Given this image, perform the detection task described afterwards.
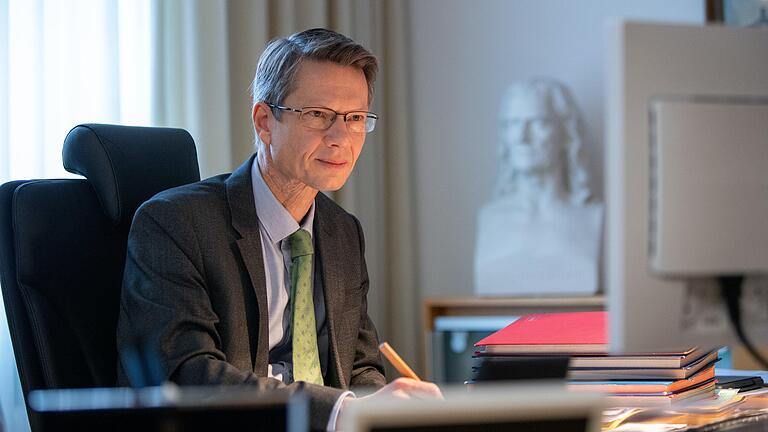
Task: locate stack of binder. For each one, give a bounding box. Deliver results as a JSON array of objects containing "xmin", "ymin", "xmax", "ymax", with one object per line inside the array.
[{"xmin": 472, "ymin": 311, "xmax": 720, "ymax": 407}]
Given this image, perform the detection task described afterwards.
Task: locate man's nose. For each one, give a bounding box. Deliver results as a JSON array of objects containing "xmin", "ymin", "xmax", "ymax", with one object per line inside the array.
[{"xmin": 324, "ymin": 115, "xmax": 351, "ymax": 146}]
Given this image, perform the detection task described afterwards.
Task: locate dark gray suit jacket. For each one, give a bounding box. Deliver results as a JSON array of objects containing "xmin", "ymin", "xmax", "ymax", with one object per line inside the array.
[{"xmin": 117, "ymin": 155, "xmax": 386, "ymax": 429}]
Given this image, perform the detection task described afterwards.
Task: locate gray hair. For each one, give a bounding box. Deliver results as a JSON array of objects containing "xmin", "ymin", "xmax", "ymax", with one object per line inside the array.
[
  {"xmin": 251, "ymin": 28, "xmax": 378, "ymax": 117},
  {"xmin": 495, "ymin": 78, "xmax": 592, "ymax": 205}
]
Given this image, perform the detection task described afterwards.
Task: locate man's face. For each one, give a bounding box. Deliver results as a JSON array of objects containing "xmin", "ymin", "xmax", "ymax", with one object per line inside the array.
[
  {"xmin": 500, "ymin": 92, "xmax": 564, "ymax": 175},
  {"xmin": 261, "ymin": 60, "xmax": 369, "ymax": 192}
]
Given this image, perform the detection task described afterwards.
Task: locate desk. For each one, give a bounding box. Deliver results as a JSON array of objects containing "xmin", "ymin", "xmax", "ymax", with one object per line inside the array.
[
  {"xmin": 422, "ymin": 296, "xmax": 605, "ymax": 378},
  {"xmin": 604, "ymin": 391, "xmax": 768, "ymax": 431}
]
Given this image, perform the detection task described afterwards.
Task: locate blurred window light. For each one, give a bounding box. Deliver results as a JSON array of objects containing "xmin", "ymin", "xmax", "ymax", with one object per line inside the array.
[
  {"xmin": 1, "ymin": 0, "xmax": 152, "ymax": 183},
  {"xmin": 0, "ymin": 2, "xmax": 151, "ymax": 431}
]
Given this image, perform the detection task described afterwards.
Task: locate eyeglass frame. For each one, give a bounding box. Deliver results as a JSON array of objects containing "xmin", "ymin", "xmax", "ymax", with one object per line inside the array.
[{"xmin": 265, "ymin": 102, "xmax": 379, "ymax": 133}]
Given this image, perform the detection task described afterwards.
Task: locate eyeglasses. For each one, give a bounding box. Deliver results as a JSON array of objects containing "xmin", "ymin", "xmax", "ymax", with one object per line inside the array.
[{"xmin": 266, "ymin": 103, "xmax": 378, "ymax": 133}]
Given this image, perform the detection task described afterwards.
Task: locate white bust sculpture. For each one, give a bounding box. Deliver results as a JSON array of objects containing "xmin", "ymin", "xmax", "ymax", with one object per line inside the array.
[{"xmin": 474, "ymin": 78, "xmax": 603, "ymax": 296}]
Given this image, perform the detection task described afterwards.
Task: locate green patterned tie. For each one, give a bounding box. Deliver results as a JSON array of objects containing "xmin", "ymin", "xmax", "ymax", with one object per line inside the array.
[{"xmin": 289, "ymin": 229, "xmax": 323, "ymax": 385}]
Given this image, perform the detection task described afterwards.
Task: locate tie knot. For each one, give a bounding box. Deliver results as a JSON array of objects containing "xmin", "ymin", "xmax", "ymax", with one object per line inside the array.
[{"xmin": 289, "ymin": 229, "xmax": 313, "ymax": 259}]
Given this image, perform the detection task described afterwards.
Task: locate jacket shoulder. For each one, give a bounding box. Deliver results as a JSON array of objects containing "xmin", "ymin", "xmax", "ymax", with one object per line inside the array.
[
  {"xmin": 316, "ymin": 192, "xmax": 360, "ymax": 228},
  {"xmin": 135, "ymin": 173, "xmax": 231, "ymax": 221}
]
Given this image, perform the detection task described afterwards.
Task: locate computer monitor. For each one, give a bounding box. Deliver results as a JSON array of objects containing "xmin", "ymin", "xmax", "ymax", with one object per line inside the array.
[
  {"xmin": 605, "ymin": 21, "xmax": 768, "ymax": 354},
  {"xmin": 342, "ymin": 384, "xmax": 603, "ymax": 432},
  {"xmin": 27, "ymin": 384, "xmax": 307, "ymax": 432}
]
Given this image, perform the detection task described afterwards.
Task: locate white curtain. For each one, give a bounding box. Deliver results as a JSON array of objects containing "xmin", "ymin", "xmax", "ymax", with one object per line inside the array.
[
  {"xmin": 0, "ymin": 0, "xmax": 152, "ymax": 184},
  {"xmin": 150, "ymin": 0, "xmax": 232, "ymax": 178},
  {"xmin": 0, "ymin": 1, "xmax": 152, "ymax": 430},
  {"xmin": 0, "ymin": 2, "xmax": 420, "ymax": 429}
]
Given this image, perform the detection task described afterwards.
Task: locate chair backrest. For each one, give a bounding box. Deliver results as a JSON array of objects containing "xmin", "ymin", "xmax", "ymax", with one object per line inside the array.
[{"xmin": 0, "ymin": 124, "xmax": 200, "ymax": 429}]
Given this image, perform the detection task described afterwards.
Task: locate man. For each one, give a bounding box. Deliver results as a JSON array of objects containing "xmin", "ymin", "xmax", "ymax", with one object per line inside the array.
[{"xmin": 117, "ymin": 28, "xmax": 440, "ymax": 431}]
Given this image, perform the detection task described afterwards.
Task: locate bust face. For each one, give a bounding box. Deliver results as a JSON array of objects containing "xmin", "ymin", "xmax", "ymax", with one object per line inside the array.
[{"xmin": 499, "ymin": 89, "xmax": 564, "ymax": 175}]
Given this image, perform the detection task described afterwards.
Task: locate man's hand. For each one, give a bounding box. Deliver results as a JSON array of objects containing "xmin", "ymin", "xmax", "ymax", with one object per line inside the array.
[
  {"xmin": 336, "ymin": 378, "xmax": 443, "ymax": 431},
  {"xmin": 360, "ymin": 377, "xmax": 443, "ymax": 400}
]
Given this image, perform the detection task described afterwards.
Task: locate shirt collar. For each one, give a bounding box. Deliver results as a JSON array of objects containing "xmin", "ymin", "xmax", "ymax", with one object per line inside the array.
[{"xmin": 251, "ymin": 158, "xmax": 315, "ymax": 244}]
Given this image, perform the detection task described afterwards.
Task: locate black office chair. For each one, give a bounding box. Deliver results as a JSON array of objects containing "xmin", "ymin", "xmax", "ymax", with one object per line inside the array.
[{"xmin": 0, "ymin": 124, "xmax": 200, "ymax": 430}]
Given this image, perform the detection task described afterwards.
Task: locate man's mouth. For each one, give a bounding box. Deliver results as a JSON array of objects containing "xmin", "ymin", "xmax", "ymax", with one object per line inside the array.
[{"xmin": 317, "ymin": 158, "xmax": 347, "ymax": 167}]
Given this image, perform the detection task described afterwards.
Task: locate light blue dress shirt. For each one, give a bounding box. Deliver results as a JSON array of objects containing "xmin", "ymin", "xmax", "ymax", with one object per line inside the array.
[
  {"xmin": 250, "ymin": 161, "xmax": 351, "ymax": 431},
  {"xmin": 250, "ymin": 160, "xmax": 319, "ymax": 381}
]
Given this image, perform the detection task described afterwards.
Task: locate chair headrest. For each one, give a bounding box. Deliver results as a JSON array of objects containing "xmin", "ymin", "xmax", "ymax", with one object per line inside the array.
[{"xmin": 63, "ymin": 124, "xmax": 200, "ymax": 227}]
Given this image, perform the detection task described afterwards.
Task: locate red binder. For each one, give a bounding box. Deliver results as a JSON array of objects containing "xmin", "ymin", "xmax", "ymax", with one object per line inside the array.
[{"xmin": 474, "ymin": 311, "xmax": 608, "ymax": 354}]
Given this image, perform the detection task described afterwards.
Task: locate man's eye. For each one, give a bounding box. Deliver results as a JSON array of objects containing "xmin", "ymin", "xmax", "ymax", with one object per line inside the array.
[
  {"xmin": 348, "ymin": 113, "xmax": 364, "ymax": 122},
  {"xmin": 307, "ymin": 110, "xmax": 326, "ymax": 118}
]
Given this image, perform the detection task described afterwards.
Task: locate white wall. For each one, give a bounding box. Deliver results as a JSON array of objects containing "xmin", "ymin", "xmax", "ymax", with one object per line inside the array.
[{"xmin": 408, "ymin": 1, "xmax": 704, "ymax": 299}]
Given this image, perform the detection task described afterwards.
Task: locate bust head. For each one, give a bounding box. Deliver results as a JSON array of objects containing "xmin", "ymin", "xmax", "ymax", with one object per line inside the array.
[{"xmin": 494, "ymin": 78, "xmax": 591, "ymax": 206}]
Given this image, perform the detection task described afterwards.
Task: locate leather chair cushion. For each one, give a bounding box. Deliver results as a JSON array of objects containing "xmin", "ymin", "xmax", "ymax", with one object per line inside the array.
[
  {"xmin": 62, "ymin": 124, "xmax": 200, "ymax": 227},
  {"xmin": 10, "ymin": 179, "xmax": 125, "ymax": 387}
]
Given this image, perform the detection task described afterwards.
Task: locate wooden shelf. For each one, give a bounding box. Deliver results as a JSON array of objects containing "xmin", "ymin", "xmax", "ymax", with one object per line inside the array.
[{"xmin": 423, "ymin": 295, "xmax": 605, "ymax": 331}]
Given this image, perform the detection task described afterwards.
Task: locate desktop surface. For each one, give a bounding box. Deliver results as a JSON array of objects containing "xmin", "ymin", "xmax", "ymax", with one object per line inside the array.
[
  {"xmin": 368, "ymin": 418, "xmax": 589, "ymax": 432},
  {"xmin": 344, "ymin": 384, "xmax": 603, "ymax": 432},
  {"xmin": 28, "ymin": 384, "xmax": 308, "ymax": 432},
  {"xmin": 605, "ymin": 390, "xmax": 768, "ymax": 431}
]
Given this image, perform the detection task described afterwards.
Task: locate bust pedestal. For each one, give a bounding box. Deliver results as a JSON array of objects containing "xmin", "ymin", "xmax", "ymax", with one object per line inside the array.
[{"xmin": 474, "ymin": 200, "xmax": 602, "ymax": 296}]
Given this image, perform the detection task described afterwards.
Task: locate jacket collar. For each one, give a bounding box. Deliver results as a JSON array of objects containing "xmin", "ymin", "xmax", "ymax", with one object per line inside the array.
[
  {"xmin": 225, "ymin": 155, "xmax": 270, "ymax": 374},
  {"xmin": 226, "ymin": 154, "xmax": 260, "ymax": 239},
  {"xmin": 313, "ymin": 193, "xmax": 345, "ymax": 388}
]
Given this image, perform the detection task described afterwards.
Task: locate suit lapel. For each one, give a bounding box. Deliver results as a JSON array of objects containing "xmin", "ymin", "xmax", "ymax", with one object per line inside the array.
[
  {"xmin": 315, "ymin": 196, "xmax": 346, "ymax": 388},
  {"xmin": 225, "ymin": 155, "xmax": 270, "ymax": 375}
]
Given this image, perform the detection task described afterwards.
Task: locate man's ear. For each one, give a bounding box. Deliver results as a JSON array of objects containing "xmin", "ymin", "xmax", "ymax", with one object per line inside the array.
[{"xmin": 252, "ymin": 102, "xmax": 273, "ymax": 145}]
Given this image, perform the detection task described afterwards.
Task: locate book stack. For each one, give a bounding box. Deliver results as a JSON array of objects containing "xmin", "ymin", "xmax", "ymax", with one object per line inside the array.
[{"xmin": 472, "ymin": 311, "xmax": 720, "ymax": 407}]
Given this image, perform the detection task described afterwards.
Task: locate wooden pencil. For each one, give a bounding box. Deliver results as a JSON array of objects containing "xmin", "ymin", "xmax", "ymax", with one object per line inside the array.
[{"xmin": 379, "ymin": 342, "xmax": 421, "ymax": 381}]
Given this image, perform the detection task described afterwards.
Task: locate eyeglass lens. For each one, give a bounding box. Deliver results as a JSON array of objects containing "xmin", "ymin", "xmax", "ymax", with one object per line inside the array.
[{"xmin": 299, "ymin": 108, "xmax": 376, "ymax": 133}]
